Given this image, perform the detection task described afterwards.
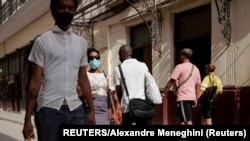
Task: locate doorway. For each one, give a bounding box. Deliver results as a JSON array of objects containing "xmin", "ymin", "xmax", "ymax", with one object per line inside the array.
[
  {"xmin": 174, "ymin": 4, "xmax": 211, "ymax": 79},
  {"xmin": 130, "ymin": 23, "xmax": 152, "ymax": 73}
]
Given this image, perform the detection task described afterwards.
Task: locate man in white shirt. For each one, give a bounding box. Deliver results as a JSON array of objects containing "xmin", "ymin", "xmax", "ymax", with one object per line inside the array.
[
  {"xmin": 114, "ymin": 44, "xmax": 149, "ymax": 125},
  {"xmin": 22, "ymin": 0, "xmax": 95, "ymax": 141}
]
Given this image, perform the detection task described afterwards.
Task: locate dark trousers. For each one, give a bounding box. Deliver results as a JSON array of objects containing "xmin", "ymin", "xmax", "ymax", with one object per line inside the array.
[
  {"xmin": 122, "ymin": 112, "xmax": 147, "ymax": 125},
  {"xmin": 35, "ymin": 104, "xmax": 87, "ymax": 141}
]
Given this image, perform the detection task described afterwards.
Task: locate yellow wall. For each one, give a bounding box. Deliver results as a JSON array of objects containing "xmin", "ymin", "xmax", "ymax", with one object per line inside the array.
[{"xmin": 0, "ymin": 11, "xmax": 53, "ymax": 58}]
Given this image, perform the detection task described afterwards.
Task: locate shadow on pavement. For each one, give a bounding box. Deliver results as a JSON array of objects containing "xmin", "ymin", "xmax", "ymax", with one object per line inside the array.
[{"xmin": 0, "ymin": 132, "xmax": 19, "ymax": 141}]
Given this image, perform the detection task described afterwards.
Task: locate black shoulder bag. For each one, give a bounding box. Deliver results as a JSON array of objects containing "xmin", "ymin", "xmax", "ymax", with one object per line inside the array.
[
  {"xmin": 118, "ymin": 65, "xmax": 156, "ymax": 120},
  {"xmin": 198, "ymin": 75, "xmax": 218, "ymax": 105}
]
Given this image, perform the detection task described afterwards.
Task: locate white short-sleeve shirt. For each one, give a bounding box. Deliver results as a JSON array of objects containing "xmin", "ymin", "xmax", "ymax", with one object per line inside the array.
[
  {"xmin": 28, "ymin": 25, "xmax": 88, "ymax": 111},
  {"xmin": 114, "ymin": 59, "xmax": 149, "ymax": 113}
]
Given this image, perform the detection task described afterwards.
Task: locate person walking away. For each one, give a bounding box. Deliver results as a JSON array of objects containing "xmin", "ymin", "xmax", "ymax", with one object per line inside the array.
[
  {"xmin": 199, "ymin": 63, "xmax": 223, "ymax": 125},
  {"xmin": 114, "ymin": 44, "xmax": 150, "ymax": 125},
  {"xmin": 22, "ymin": 0, "xmax": 95, "ymax": 141},
  {"xmin": 162, "ymin": 48, "xmax": 201, "ymax": 125}
]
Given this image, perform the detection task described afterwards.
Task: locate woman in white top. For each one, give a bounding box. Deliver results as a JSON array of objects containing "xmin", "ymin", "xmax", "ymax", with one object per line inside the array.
[{"xmin": 87, "ymin": 48, "xmax": 121, "ymax": 125}]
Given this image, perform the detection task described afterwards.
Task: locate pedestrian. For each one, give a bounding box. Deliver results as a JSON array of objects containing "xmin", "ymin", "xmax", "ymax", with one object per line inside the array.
[
  {"xmin": 87, "ymin": 47, "xmax": 122, "ymax": 125},
  {"xmin": 162, "ymin": 48, "xmax": 201, "ymax": 125},
  {"xmin": 114, "ymin": 44, "xmax": 150, "ymax": 125},
  {"xmin": 199, "ymin": 63, "xmax": 223, "ymax": 125},
  {"xmin": 22, "ymin": 0, "xmax": 95, "ymax": 141}
]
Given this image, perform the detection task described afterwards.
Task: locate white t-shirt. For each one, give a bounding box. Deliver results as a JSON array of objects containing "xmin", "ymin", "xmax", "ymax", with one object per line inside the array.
[
  {"xmin": 28, "ymin": 25, "xmax": 88, "ymax": 111},
  {"xmin": 114, "ymin": 59, "xmax": 149, "ymax": 113}
]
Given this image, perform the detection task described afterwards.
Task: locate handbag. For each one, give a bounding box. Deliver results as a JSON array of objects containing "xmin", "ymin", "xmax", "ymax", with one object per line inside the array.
[
  {"xmin": 102, "ymin": 71, "xmax": 112, "ymax": 108},
  {"xmin": 129, "ymin": 98, "xmax": 156, "ymax": 119},
  {"xmin": 109, "ymin": 91, "xmax": 122, "ymax": 125},
  {"xmin": 145, "ymin": 71, "xmax": 162, "ymax": 104},
  {"xmin": 118, "ymin": 65, "xmax": 156, "ymax": 120},
  {"xmin": 198, "ymin": 75, "xmax": 218, "ymax": 105},
  {"xmin": 198, "ymin": 86, "xmax": 217, "ymax": 105},
  {"xmin": 103, "ymin": 71, "xmax": 122, "ymax": 125}
]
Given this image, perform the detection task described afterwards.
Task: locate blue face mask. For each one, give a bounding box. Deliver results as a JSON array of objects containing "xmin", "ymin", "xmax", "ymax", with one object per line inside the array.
[{"xmin": 89, "ymin": 59, "xmax": 100, "ymax": 69}]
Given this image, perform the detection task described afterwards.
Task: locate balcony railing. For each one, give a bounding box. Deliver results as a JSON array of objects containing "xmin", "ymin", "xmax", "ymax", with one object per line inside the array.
[{"xmin": 0, "ymin": 0, "xmax": 28, "ymax": 25}]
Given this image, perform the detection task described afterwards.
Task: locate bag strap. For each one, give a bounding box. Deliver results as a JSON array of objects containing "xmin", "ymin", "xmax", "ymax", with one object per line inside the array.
[
  {"xmin": 103, "ymin": 71, "xmax": 117, "ymax": 114},
  {"xmin": 102, "ymin": 71, "xmax": 109, "ymax": 87},
  {"xmin": 118, "ymin": 65, "xmax": 150, "ymax": 102},
  {"xmin": 209, "ymin": 75, "xmax": 217, "ymax": 86},
  {"xmin": 118, "ymin": 65, "xmax": 130, "ymax": 98},
  {"xmin": 103, "ymin": 71, "xmax": 107, "ymax": 78},
  {"xmin": 208, "ymin": 75, "xmax": 218, "ymax": 101},
  {"xmin": 176, "ymin": 64, "xmax": 194, "ymax": 89}
]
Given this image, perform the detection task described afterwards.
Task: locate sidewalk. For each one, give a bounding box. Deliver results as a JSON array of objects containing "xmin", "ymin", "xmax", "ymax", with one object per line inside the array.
[
  {"xmin": 0, "ymin": 110, "xmax": 38, "ymax": 141},
  {"xmin": 0, "ymin": 110, "xmax": 34, "ymax": 125}
]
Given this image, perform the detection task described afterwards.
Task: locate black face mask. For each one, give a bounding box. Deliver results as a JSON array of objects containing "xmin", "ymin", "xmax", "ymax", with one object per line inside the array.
[{"xmin": 54, "ymin": 12, "xmax": 74, "ymax": 26}]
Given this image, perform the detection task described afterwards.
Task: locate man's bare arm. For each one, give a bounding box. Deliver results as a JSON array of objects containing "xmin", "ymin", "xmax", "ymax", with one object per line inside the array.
[
  {"xmin": 78, "ymin": 66, "xmax": 95, "ymax": 124},
  {"xmin": 22, "ymin": 63, "xmax": 42, "ymax": 139},
  {"xmin": 163, "ymin": 79, "xmax": 175, "ymax": 96},
  {"xmin": 24, "ymin": 64, "xmax": 42, "ymax": 122}
]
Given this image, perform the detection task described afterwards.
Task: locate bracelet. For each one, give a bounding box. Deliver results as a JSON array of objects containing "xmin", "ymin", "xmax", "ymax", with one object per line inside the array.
[{"xmin": 88, "ymin": 112, "xmax": 95, "ymax": 115}]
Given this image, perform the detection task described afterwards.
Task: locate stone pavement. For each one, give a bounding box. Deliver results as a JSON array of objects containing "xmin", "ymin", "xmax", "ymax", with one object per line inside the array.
[
  {"xmin": 0, "ymin": 110, "xmax": 37, "ymax": 141},
  {"xmin": 0, "ymin": 110, "xmax": 28, "ymax": 125}
]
